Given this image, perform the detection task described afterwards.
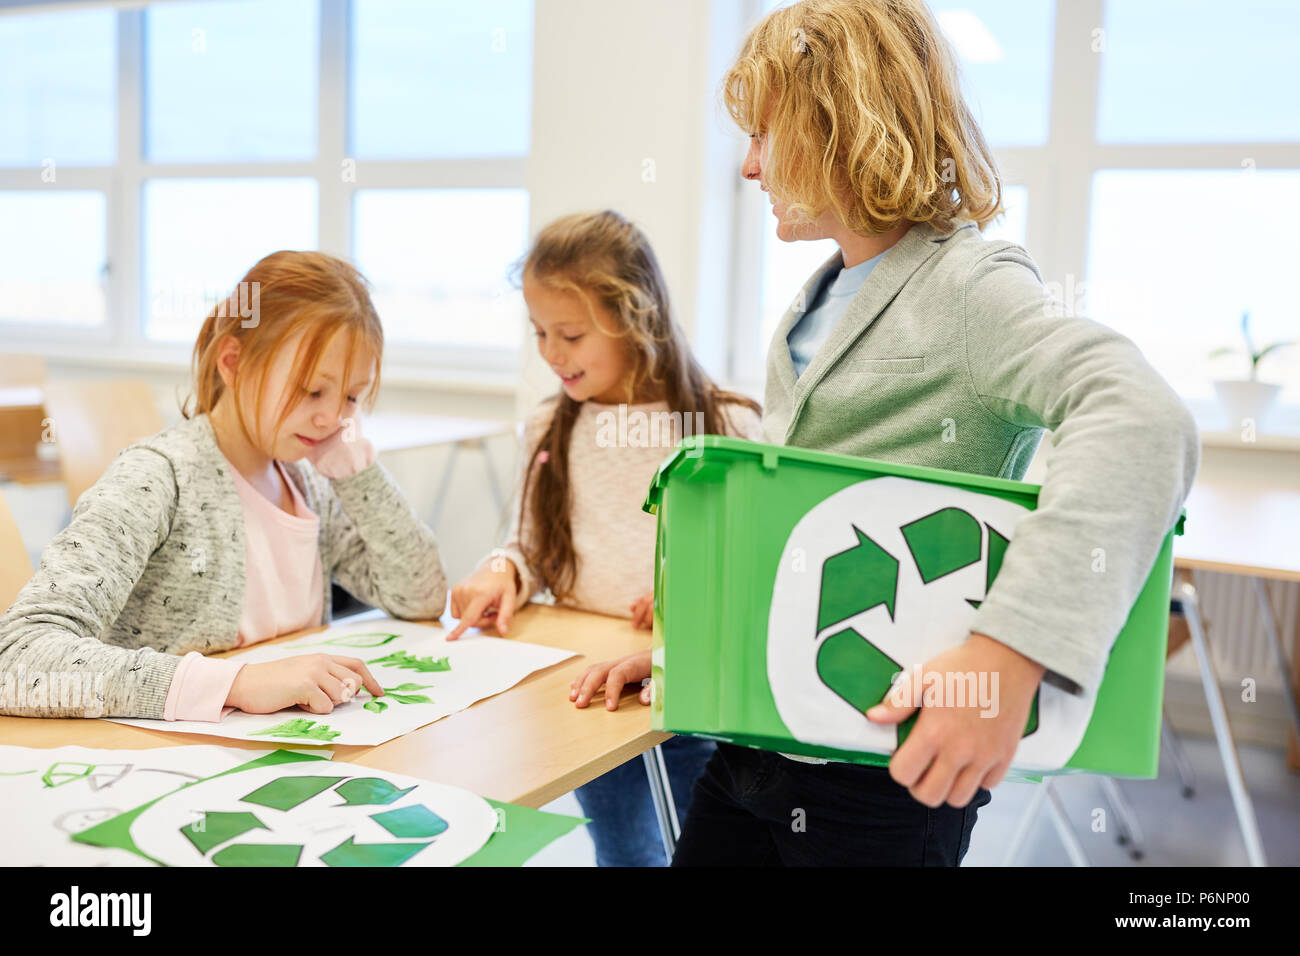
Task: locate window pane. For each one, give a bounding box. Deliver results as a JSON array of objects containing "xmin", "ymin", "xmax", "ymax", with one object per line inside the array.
[
  {"xmin": 353, "ymin": 189, "xmax": 529, "ymax": 349},
  {"xmin": 144, "ymin": 179, "xmax": 318, "ymax": 342},
  {"xmin": 984, "ymin": 184, "xmax": 1028, "ymax": 246},
  {"xmin": 350, "ymin": 0, "xmax": 533, "ymax": 159},
  {"xmin": 145, "ymin": 0, "xmax": 318, "ymax": 162},
  {"xmin": 0, "ymin": 8, "xmax": 115, "ymax": 166},
  {"xmin": 1087, "ymin": 170, "xmax": 1300, "ymax": 404},
  {"xmin": 0, "ymin": 192, "xmax": 107, "ymax": 326},
  {"xmin": 932, "ymin": 0, "xmax": 1054, "ymax": 148},
  {"xmin": 1098, "ymin": 0, "xmax": 1300, "ymax": 143}
]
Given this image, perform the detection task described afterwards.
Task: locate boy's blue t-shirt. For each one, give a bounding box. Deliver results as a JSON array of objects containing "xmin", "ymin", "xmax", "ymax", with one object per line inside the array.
[{"xmin": 787, "ymin": 250, "xmax": 885, "ymax": 378}]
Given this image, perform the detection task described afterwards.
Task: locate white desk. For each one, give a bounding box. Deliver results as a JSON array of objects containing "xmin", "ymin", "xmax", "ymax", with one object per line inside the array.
[{"xmin": 364, "ymin": 413, "xmax": 515, "ymax": 530}]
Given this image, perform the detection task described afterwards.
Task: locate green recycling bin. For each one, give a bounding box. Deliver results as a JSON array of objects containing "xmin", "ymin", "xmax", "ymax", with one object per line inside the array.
[{"xmin": 643, "ymin": 436, "xmax": 1184, "ymax": 779}]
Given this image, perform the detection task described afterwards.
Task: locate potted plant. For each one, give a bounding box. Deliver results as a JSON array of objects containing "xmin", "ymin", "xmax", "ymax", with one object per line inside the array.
[{"xmin": 1209, "ymin": 311, "xmax": 1295, "ymax": 430}]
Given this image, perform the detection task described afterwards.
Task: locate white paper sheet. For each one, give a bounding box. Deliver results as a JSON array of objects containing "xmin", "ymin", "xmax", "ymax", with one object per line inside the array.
[
  {"xmin": 124, "ymin": 760, "xmax": 498, "ymax": 868},
  {"xmin": 108, "ymin": 619, "xmax": 576, "ymax": 746},
  {"xmin": 0, "ymin": 743, "xmax": 294, "ymax": 866}
]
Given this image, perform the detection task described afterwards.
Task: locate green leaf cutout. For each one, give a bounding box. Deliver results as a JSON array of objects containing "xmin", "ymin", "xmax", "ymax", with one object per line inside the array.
[
  {"xmin": 306, "ymin": 632, "xmax": 402, "ymax": 649},
  {"xmin": 247, "ymin": 718, "xmax": 341, "ymax": 742},
  {"xmin": 367, "ymin": 650, "xmax": 451, "ymax": 673}
]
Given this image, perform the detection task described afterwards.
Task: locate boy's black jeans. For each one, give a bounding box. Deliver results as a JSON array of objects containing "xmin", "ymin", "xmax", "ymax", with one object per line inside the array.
[{"xmin": 671, "ymin": 742, "xmax": 991, "ymax": 866}]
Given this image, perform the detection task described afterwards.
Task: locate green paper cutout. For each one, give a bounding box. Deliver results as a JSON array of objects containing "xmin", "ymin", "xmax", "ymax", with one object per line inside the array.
[
  {"xmin": 42, "ymin": 761, "xmax": 95, "ymax": 788},
  {"xmin": 367, "ymin": 650, "xmax": 451, "ymax": 673},
  {"xmin": 334, "ymin": 777, "xmax": 415, "ymax": 806},
  {"xmin": 815, "ymin": 627, "xmax": 901, "ymax": 714},
  {"xmin": 371, "ymin": 804, "xmax": 449, "ymax": 839},
  {"xmin": 247, "ymin": 718, "xmax": 341, "ymax": 742},
  {"xmin": 320, "ymin": 835, "xmax": 431, "ymax": 867},
  {"xmin": 241, "ymin": 775, "xmax": 347, "ymax": 811},
  {"xmin": 73, "ymin": 750, "xmax": 326, "ymax": 866},
  {"xmin": 305, "ymin": 632, "xmax": 402, "ymax": 649},
  {"xmin": 985, "ymin": 522, "xmax": 1010, "ymax": 594},
  {"xmin": 212, "ymin": 843, "xmax": 303, "ymax": 867},
  {"xmin": 900, "ymin": 508, "xmax": 982, "ymax": 584},
  {"xmin": 181, "ymin": 811, "xmax": 267, "ymax": 855},
  {"xmin": 816, "ymin": 526, "xmax": 898, "ymax": 631},
  {"xmin": 72, "ymin": 750, "xmax": 586, "ymax": 867},
  {"xmin": 358, "ymin": 683, "xmax": 436, "ymax": 708},
  {"xmin": 459, "ymin": 800, "xmax": 588, "ymax": 868}
]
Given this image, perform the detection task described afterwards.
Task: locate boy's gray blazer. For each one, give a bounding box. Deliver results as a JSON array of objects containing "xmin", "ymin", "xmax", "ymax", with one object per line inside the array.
[
  {"xmin": 763, "ymin": 220, "xmax": 1200, "ymax": 695},
  {"xmin": 0, "ymin": 414, "xmax": 447, "ymax": 720}
]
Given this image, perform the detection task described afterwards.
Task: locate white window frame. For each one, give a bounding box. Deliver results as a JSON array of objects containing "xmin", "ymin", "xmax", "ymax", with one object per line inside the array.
[{"xmin": 0, "ymin": 0, "xmax": 530, "ymax": 377}]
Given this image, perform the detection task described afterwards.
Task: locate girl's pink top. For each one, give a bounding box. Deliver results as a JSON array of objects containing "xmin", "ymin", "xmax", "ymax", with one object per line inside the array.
[{"xmin": 161, "ymin": 458, "xmax": 323, "ymax": 721}]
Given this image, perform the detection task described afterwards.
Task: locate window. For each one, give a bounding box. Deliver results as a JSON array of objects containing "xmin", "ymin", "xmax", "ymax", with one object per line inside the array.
[
  {"xmin": 144, "ymin": 0, "xmax": 319, "ymax": 163},
  {"xmin": 1087, "ymin": 169, "xmax": 1300, "ymax": 403},
  {"xmin": 0, "ymin": 191, "xmax": 107, "ymax": 327},
  {"xmin": 144, "ymin": 179, "xmax": 319, "ymax": 343},
  {"xmin": 1097, "ymin": 0, "xmax": 1300, "ymax": 144},
  {"xmin": 352, "ymin": 188, "xmax": 530, "ymax": 350},
  {"xmin": 933, "ymin": 0, "xmax": 1054, "ymax": 149},
  {"xmin": 350, "ymin": 0, "xmax": 533, "ymax": 159},
  {"xmin": 0, "ymin": 0, "xmax": 534, "ymax": 369},
  {"xmin": 0, "ymin": 8, "xmax": 116, "ymax": 167}
]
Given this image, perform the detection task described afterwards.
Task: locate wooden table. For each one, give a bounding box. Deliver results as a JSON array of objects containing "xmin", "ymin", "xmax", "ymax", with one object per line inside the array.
[
  {"xmin": 1175, "ymin": 478, "xmax": 1300, "ymax": 583},
  {"xmin": 0, "ymin": 386, "xmax": 59, "ymax": 484},
  {"xmin": 0, "ymin": 603, "xmax": 669, "ymax": 809}
]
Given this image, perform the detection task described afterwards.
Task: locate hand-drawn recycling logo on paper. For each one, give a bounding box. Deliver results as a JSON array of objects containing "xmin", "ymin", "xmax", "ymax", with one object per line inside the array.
[
  {"xmin": 129, "ymin": 764, "xmax": 497, "ymax": 867},
  {"xmin": 766, "ymin": 476, "xmax": 1099, "ymax": 771}
]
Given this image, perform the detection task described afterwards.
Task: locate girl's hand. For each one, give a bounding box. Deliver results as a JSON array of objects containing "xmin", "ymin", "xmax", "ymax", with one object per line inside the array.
[
  {"xmin": 305, "ymin": 417, "xmax": 376, "ymax": 480},
  {"xmin": 447, "ymin": 557, "xmax": 520, "ymax": 640},
  {"xmin": 226, "ymin": 654, "xmax": 384, "ymax": 715},
  {"xmin": 629, "ymin": 590, "xmax": 654, "ymax": 630},
  {"xmin": 570, "ymin": 650, "xmax": 652, "ymax": 711}
]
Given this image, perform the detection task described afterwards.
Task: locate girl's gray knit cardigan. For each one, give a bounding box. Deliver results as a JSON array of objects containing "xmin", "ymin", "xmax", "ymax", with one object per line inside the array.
[{"xmin": 0, "ymin": 413, "xmax": 447, "ymax": 720}]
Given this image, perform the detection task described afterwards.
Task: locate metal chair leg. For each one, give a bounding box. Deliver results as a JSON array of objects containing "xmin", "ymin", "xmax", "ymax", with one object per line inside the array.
[
  {"xmin": 1173, "ymin": 579, "xmax": 1268, "ymax": 866},
  {"xmin": 428, "ymin": 441, "xmax": 462, "ymax": 531},
  {"xmin": 1161, "ymin": 708, "xmax": 1196, "ymax": 798},
  {"xmin": 1099, "ymin": 776, "xmax": 1145, "ymax": 860},
  {"xmin": 1044, "ymin": 780, "xmax": 1091, "ymax": 867},
  {"xmin": 1001, "ymin": 778, "xmax": 1050, "ymax": 866}
]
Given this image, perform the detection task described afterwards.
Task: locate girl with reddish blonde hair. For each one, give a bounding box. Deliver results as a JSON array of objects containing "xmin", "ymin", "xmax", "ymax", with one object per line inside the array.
[{"xmin": 0, "ymin": 250, "xmax": 447, "ymax": 723}]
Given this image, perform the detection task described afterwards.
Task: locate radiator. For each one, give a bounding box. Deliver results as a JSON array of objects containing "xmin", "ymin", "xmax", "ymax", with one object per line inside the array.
[{"xmin": 1167, "ymin": 571, "xmax": 1297, "ymax": 688}]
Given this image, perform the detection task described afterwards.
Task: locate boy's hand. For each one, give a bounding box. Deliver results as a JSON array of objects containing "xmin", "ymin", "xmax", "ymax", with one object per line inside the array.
[
  {"xmin": 447, "ymin": 557, "xmax": 520, "ymax": 640},
  {"xmin": 570, "ymin": 650, "xmax": 652, "ymax": 710},
  {"xmin": 629, "ymin": 590, "xmax": 654, "ymax": 630},
  {"xmin": 866, "ymin": 633, "xmax": 1045, "ymax": 809}
]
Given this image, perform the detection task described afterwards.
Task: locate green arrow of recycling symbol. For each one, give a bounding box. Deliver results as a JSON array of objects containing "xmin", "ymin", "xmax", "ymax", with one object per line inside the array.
[
  {"xmin": 183, "ymin": 774, "xmax": 446, "ymax": 867},
  {"xmin": 814, "ymin": 510, "xmax": 1039, "ymax": 744}
]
